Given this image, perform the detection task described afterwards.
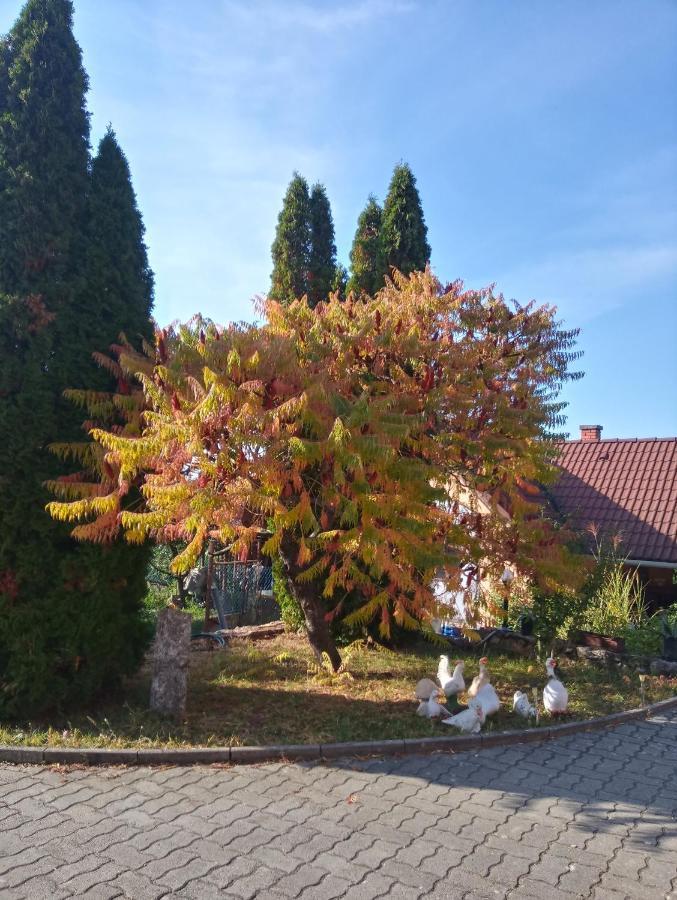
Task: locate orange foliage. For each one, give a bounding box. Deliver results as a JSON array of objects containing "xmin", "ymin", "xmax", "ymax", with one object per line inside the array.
[{"xmin": 47, "ymin": 269, "xmax": 583, "ymax": 665}]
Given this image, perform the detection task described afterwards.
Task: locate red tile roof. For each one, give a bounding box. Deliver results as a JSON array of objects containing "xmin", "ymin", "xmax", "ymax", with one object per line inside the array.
[{"xmin": 549, "ymin": 437, "xmax": 677, "ymax": 564}]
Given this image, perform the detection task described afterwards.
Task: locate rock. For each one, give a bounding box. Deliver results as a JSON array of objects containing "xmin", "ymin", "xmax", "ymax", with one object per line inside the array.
[
  {"xmin": 650, "ymin": 658, "xmax": 677, "ymax": 676},
  {"xmin": 479, "ymin": 629, "xmax": 536, "ymax": 657},
  {"xmin": 227, "ymin": 621, "xmax": 285, "ymax": 641},
  {"xmin": 576, "ymin": 646, "xmax": 623, "ymax": 666},
  {"xmin": 150, "ymin": 608, "xmax": 192, "ymax": 718}
]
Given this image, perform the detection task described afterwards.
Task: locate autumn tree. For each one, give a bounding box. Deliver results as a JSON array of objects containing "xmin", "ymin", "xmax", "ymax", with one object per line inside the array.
[
  {"xmin": 347, "ymin": 195, "xmax": 384, "ymax": 296},
  {"xmin": 381, "ymin": 163, "xmax": 430, "ymax": 277},
  {"xmin": 49, "ymin": 270, "xmax": 582, "ymax": 671}
]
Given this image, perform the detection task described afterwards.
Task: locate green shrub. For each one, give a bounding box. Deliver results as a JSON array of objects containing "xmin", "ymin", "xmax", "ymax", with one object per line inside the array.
[
  {"xmin": 658, "ymin": 604, "xmax": 677, "ymax": 637},
  {"xmin": 624, "ymin": 616, "xmax": 662, "ymax": 656},
  {"xmin": 0, "ymin": 544, "xmax": 152, "ymax": 718},
  {"xmin": 530, "ymin": 588, "xmax": 586, "ymax": 644},
  {"xmin": 624, "ymin": 606, "xmax": 677, "ymax": 656},
  {"xmin": 142, "ymin": 583, "xmax": 173, "ymax": 618},
  {"xmin": 272, "ymin": 557, "xmax": 305, "ymax": 632},
  {"xmin": 580, "ymin": 564, "xmax": 646, "ymax": 637}
]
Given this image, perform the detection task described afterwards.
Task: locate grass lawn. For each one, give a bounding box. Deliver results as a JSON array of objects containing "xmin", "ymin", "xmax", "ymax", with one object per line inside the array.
[{"xmin": 1, "ymin": 632, "xmax": 674, "ymax": 749}]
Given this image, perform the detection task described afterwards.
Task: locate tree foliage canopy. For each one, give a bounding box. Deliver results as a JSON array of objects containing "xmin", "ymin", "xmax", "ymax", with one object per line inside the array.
[
  {"xmin": 269, "ymin": 172, "xmax": 311, "ymax": 305},
  {"xmin": 49, "ymin": 269, "xmax": 583, "ymax": 669},
  {"xmin": 347, "ymin": 195, "xmax": 384, "ymax": 297},
  {"xmin": 0, "ymin": 0, "xmax": 152, "ymax": 714},
  {"xmin": 381, "ymin": 163, "xmax": 430, "ymax": 277},
  {"xmin": 86, "ymin": 126, "xmax": 154, "ymax": 345},
  {"xmin": 308, "ymin": 182, "xmax": 337, "ymax": 309}
]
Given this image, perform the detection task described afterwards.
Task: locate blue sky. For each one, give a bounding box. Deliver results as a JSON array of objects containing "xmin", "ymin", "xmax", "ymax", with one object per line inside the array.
[{"xmin": 4, "ymin": 0, "xmax": 676, "ymax": 438}]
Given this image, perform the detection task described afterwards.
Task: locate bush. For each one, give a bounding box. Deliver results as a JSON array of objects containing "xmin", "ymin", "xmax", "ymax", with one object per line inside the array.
[
  {"xmin": 579, "ymin": 563, "xmax": 646, "ymax": 637},
  {"xmin": 0, "ymin": 544, "xmax": 152, "ymax": 718},
  {"xmin": 625, "ymin": 605, "xmax": 677, "ymax": 657},
  {"xmin": 141, "ymin": 583, "xmax": 174, "ymax": 622},
  {"xmin": 272, "ymin": 557, "xmax": 305, "ymax": 632},
  {"xmin": 624, "ymin": 616, "xmax": 662, "ymax": 656},
  {"xmin": 530, "ymin": 588, "xmax": 586, "ymax": 644}
]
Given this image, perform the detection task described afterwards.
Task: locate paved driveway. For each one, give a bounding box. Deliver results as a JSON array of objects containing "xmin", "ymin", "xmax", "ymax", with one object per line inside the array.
[{"xmin": 0, "ymin": 710, "xmax": 675, "ymax": 900}]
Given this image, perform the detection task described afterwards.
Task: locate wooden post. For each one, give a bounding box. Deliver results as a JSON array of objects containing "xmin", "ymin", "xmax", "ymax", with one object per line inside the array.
[{"xmin": 204, "ymin": 538, "xmax": 216, "ymax": 632}]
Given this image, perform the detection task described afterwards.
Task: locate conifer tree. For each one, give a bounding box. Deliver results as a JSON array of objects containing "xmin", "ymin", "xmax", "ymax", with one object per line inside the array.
[
  {"xmin": 307, "ymin": 182, "xmax": 337, "ymax": 308},
  {"xmin": 86, "ymin": 126, "xmax": 154, "ymax": 345},
  {"xmin": 0, "ymin": 0, "xmax": 151, "ymax": 715},
  {"xmin": 380, "ymin": 163, "xmax": 430, "ymax": 278},
  {"xmin": 269, "ymin": 173, "xmax": 311, "ymax": 304},
  {"xmin": 347, "ymin": 195, "xmax": 384, "ymax": 296},
  {"xmin": 332, "ymin": 263, "xmax": 348, "ymax": 300}
]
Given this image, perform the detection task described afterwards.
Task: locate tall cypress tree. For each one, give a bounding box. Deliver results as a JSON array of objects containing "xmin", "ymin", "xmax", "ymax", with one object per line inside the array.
[
  {"xmin": 269, "ymin": 173, "xmax": 311, "ymax": 305},
  {"xmin": 0, "ymin": 0, "xmax": 151, "ymax": 715},
  {"xmin": 307, "ymin": 182, "xmax": 337, "ymax": 308},
  {"xmin": 347, "ymin": 195, "xmax": 384, "ymax": 296},
  {"xmin": 380, "ymin": 163, "xmax": 430, "ymax": 278},
  {"xmin": 86, "ymin": 126, "xmax": 154, "ymax": 345},
  {"xmin": 332, "ymin": 263, "xmax": 348, "ymax": 300}
]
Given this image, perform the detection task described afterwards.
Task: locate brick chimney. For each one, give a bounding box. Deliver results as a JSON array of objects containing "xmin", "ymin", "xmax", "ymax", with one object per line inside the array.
[{"xmin": 580, "ymin": 425, "xmax": 603, "ymax": 442}]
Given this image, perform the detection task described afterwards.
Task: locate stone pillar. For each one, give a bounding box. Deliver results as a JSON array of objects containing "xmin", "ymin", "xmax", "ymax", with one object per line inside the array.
[{"xmin": 149, "ymin": 607, "xmax": 192, "ymax": 718}]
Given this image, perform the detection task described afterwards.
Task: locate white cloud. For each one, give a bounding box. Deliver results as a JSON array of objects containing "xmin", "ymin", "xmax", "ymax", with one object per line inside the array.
[{"xmin": 492, "ymin": 244, "xmax": 677, "ymax": 323}]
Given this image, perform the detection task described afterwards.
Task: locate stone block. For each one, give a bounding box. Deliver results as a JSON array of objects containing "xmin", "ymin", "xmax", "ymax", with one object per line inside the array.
[{"xmin": 149, "ymin": 607, "xmax": 191, "ymax": 718}]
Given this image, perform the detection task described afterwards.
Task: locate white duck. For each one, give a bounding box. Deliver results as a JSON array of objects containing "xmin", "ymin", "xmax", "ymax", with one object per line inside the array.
[
  {"xmin": 467, "ymin": 656, "xmax": 490, "ymax": 698},
  {"xmin": 513, "ymin": 690, "xmax": 537, "ymax": 719},
  {"xmin": 474, "ymin": 682, "xmax": 501, "ymax": 717},
  {"xmin": 414, "ymin": 678, "xmax": 440, "ymax": 701},
  {"xmin": 416, "ymin": 687, "xmax": 451, "ymax": 719},
  {"xmin": 437, "ymin": 656, "xmax": 465, "ymax": 698},
  {"xmin": 543, "ymin": 657, "xmax": 568, "ymax": 715},
  {"xmin": 442, "ymin": 699, "xmax": 485, "ymax": 733},
  {"xmin": 465, "ymin": 657, "xmax": 500, "ymax": 716}
]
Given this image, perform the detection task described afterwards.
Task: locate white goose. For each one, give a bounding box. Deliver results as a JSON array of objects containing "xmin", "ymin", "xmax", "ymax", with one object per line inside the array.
[
  {"xmin": 437, "ymin": 657, "xmax": 465, "ymax": 698},
  {"xmin": 442, "ymin": 699, "xmax": 485, "ymax": 733},
  {"xmin": 416, "ymin": 689, "xmax": 451, "ymax": 719},
  {"xmin": 513, "ymin": 690, "xmax": 537, "ymax": 719},
  {"xmin": 414, "ymin": 678, "xmax": 440, "ymax": 701},
  {"xmin": 467, "ymin": 657, "xmax": 500, "ymax": 716},
  {"xmin": 543, "ymin": 657, "xmax": 568, "ymax": 715},
  {"xmin": 467, "ymin": 656, "xmax": 490, "ymax": 698},
  {"xmin": 474, "ymin": 681, "xmax": 501, "ymax": 717}
]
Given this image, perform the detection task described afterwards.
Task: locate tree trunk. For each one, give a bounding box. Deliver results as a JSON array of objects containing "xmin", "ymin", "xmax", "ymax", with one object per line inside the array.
[
  {"xmin": 279, "ymin": 534, "xmax": 342, "ymax": 672},
  {"xmin": 175, "ymin": 574, "xmax": 187, "ymax": 608}
]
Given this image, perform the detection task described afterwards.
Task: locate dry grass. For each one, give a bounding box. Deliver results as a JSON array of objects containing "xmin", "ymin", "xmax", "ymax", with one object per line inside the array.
[{"xmin": 1, "ymin": 632, "xmax": 674, "ymax": 749}]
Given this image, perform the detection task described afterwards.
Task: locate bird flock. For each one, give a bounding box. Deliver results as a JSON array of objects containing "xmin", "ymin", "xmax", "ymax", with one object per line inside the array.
[{"xmin": 414, "ymin": 655, "xmax": 568, "ymax": 734}]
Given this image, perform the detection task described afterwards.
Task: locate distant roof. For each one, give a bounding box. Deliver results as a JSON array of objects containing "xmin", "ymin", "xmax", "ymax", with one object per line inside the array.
[{"xmin": 549, "ymin": 437, "xmax": 677, "ymax": 565}]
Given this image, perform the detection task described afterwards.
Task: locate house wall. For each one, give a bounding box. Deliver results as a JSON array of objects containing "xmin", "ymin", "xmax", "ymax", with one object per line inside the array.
[{"xmin": 629, "ymin": 564, "xmax": 677, "ymax": 610}]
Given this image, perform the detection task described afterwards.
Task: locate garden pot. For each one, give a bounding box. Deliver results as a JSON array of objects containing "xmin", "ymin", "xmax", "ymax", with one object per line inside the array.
[
  {"xmin": 662, "ymin": 636, "xmax": 677, "ymax": 662},
  {"xmin": 577, "ymin": 631, "xmax": 626, "ymax": 653}
]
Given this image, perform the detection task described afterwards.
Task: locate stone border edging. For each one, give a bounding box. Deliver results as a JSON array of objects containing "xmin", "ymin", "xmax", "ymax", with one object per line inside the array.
[{"xmin": 2, "ymin": 695, "xmax": 675, "ymax": 767}]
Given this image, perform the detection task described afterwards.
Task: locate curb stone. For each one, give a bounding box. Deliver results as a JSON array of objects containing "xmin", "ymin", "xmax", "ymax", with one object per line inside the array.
[{"xmin": 1, "ymin": 694, "xmax": 675, "ymax": 768}]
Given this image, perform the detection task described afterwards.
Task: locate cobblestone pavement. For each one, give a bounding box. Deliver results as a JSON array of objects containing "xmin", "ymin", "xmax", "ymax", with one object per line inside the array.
[{"xmin": 0, "ymin": 711, "xmax": 675, "ymax": 900}]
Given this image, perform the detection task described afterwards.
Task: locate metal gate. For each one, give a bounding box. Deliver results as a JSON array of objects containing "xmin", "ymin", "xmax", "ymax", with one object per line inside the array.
[{"xmin": 210, "ymin": 559, "xmax": 277, "ymax": 628}]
